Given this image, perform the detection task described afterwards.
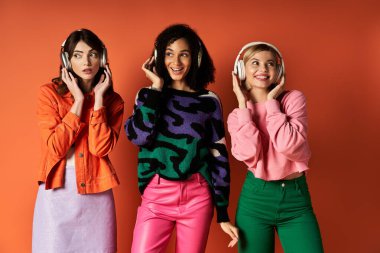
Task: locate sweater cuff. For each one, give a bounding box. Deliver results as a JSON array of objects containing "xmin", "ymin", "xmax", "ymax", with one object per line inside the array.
[
  {"xmin": 265, "ymin": 99, "xmax": 281, "ymax": 115},
  {"xmin": 236, "ymin": 108, "xmax": 252, "ymax": 126},
  {"xmin": 216, "ymin": 206, "xmax": 230, "ymax": 223},
  {"xmin": 90, "ymin": 107, "xmax": 106, "ymax": 124},
  {"xmin": 143, "ymin": 88, "xmax": 162, "ymax": 109}
]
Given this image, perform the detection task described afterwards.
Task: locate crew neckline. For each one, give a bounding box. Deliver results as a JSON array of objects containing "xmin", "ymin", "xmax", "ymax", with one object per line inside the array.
[{"xmin": 164, "ymin": 87, "xmax": 207, "ymax": 96}]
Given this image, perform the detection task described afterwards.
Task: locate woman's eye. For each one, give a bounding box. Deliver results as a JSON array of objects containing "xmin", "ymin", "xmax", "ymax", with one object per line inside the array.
[
  {"xmin": 165, "ymin": 52, "xmax": 173, "ymax": 57},
  {"xmin": 90, "ymin": 52, "xmax": 98, "ymax": 58},
  {"xmin": 181, "ymin": 53, "xmax": 189, "ymax": 58},
  {"xmin": 252, "ymin": 61, "xmax": 259, "ymax": 65},
  {"xmin": 73, "ymin": 54, "xmax": 81, "ymax": 59}
]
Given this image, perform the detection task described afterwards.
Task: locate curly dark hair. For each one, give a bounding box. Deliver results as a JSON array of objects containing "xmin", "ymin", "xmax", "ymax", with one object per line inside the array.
[
  {"xmin": 53, "ymin": 29, "xmax": 113, "ymax": 95},
  {"xmin": 154, "ymin": 24, "xmax": 215, "ymax": 90}
]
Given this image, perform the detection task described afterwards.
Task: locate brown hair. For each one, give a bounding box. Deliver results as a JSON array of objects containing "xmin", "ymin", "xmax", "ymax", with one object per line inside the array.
[{"xmin": 52, "ymin": 29, "xmax": 113, "ymax": 96}]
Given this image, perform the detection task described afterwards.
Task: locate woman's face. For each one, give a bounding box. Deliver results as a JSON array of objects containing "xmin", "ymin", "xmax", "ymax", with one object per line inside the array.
[
  {"xmin": 70, "ymin": 40, "xmax": 100, "ymax": 83},
  {"xmin": 164, "ymin": 38, "xmax": 192, "ymax": 83},
  {"xmin": 244, "ymin": 50, "xmax": 278, "ymax": 90}
]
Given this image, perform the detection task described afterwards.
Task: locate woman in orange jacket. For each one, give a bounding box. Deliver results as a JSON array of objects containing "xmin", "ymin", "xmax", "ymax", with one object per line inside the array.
[{"xmin": 32, "ymin": 29, "xmax": 124, "ymax": 253}]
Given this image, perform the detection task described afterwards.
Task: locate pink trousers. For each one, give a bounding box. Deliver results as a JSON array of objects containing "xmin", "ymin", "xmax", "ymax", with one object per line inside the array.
[{"xmin": 131, "ymin": 173, "xmax": 214, "ymax": 253}]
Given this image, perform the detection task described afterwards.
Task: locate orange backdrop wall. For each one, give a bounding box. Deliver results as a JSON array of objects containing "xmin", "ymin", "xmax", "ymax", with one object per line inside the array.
[{"xmin": 1, "ymin": 0, "xmax": 379, "ymax": 252}]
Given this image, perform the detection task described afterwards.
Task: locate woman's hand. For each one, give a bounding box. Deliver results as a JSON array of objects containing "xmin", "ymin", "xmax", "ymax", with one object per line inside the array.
[
  {"xmin": 220, "ymin": 221, "xmax": 239, "ymax": 248},
  {"xmin": 267, "ymin": 74, "xmax": 285, "ymax": 100},
  {"xmin": 93, "ymin": 65, "xmax": 112, "ymax": 110},
  {"xmin": 94, "ymin": 65, "xmax": 112, "ymax": 98},
  {"xmin": 61, "ymin": 68, "xmax": 84, "ymax": 101},
  {"xmin": 62, "ymin": 68, "xmax": 84, "ymax": 116},
  {"xmin": 142, "ymin": 56, "xmax": 163, "ymax": 90},
  {"xmin": 232, "ymin": 72, "xmax": 247, "ymax": 108}
]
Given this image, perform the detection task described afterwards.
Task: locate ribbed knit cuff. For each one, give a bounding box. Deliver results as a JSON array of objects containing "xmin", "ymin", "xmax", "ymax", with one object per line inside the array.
[{"xmin": 216, "ymin": 206, "xmax": 230, "ymax": 223}]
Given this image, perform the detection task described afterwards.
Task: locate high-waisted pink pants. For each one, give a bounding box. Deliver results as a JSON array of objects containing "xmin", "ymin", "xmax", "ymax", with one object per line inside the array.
[{"xmin": 131, "ymin": 173, "xmax": 214, "ymax": 253}]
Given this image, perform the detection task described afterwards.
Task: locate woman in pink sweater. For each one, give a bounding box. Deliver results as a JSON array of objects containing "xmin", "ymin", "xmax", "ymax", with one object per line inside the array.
[{"xmin": 227, "ymin": 42, "xmax": 324, "ymax": 253}]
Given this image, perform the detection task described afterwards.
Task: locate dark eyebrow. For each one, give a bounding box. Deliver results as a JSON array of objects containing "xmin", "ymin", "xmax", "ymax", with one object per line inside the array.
[
  {"xmin": 73, "ymin": 49, "xmax": 96, "ymax": 53},
  {"xmin": 165, "ymin": 48, "xmax": 190, "ymax": 53}
]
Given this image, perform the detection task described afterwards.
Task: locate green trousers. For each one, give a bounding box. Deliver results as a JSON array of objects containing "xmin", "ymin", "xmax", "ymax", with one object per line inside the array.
[{"xmin": 236, "ymin": 171, "xmax": 324, "ymax": 253}]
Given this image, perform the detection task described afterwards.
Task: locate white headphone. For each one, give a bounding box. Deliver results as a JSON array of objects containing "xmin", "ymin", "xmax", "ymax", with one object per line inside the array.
[
  {"xmin": 154, "ymin": 40, "xmax": 203, "ymax": 68},
  {"xmin": 233, "ymin": 41, "xmax": 285, "ymax": 82}
]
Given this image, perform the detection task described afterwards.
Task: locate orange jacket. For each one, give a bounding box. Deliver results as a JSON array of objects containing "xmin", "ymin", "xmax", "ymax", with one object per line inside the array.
[{"xmin": 37, "ymin": 83, "xmax": 124, "ymax": 194}]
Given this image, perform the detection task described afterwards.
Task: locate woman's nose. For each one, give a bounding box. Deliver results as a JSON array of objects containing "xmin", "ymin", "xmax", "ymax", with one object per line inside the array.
[
  {"xmin": 259, "ymin": 64, "xmax": 268, "ymax": 72},
  {"xmin": 174, "ymin": 55, "xmax": 181, "ymax": 64},
  {"xmin": 83, "ymin": 56, "xmax": 91, "ymax": 66}
]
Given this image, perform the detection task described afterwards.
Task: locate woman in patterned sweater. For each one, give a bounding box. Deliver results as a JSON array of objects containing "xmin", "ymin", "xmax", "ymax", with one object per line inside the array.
[{"xmin": 125, "ymin": 24, "xmax": 238, "ymax": 252}]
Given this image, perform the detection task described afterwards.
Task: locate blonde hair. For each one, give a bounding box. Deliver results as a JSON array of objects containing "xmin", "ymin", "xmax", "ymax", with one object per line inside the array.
[{"xmin": 242, "ymin": 44, "xmax": 281, "ymax": 90}]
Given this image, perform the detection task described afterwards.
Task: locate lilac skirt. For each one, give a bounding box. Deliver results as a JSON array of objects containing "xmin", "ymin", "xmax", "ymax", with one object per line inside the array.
[{"xmin": 32, "ymin": 165, "xmax": 116, "ymax": 253}]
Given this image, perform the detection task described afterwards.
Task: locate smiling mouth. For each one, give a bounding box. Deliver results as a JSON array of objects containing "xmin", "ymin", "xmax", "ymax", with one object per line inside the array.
[
  {"xmin": 255, "ymin": 75, "xmax": 270, "ymax": 80},
  {"xmin": 170, "ymin": 67, "xmax": 184, "ymax": 74}
]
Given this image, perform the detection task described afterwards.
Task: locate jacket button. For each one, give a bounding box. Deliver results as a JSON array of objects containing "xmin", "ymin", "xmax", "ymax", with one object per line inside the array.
[
  {"xmin": 79, "ymin": 153, "xmax": 84, "ymax": 158},
  {"xmin": 80, "ymin": 183, "xmax": 86, "ymax": 187}
]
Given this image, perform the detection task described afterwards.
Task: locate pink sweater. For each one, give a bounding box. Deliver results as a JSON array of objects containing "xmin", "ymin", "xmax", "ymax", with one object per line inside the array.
[{"xmin": 227, "ymin": 90, "xmax": 311, "ymax": 180}]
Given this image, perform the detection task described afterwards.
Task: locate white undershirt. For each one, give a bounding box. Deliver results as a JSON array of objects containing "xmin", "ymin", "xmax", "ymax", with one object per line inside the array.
[{"xmin": 66, "ymin": 146, "xmax": 75, "ymax": 168}]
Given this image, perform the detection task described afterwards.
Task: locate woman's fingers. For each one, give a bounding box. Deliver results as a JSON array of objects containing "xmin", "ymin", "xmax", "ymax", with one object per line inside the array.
[
  {"xmin": 142, "ymin": 58, "xmax": 151, "ymax": 70},
  {"xmin": 148, "ymin": 55, "xmax": 155, "ymax": 65},
  {"xmin": 220, "ymin": 222, "xmax": 239, "ymax": 248},
  {"xmin": 228, "ymin": 237, "xmax": 238, "ymax": 248},
  {"xmin": 232, "ymin": 72, "xmax": 239, "ymax": 86},
  {"xmin": 68, "ymin": 71, "xmax": 76, "ymax": 83},
  {"xmin": 105, "ymin": 64, "xmax": 112, "ymax": 77},
  {"xmin": 227, "ymin": 225, "xmax": 239, "ymax": 247}
]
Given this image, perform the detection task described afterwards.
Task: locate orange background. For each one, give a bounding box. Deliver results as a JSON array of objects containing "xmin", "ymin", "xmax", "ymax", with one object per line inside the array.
[{"xmin": 1, "ymin": 0, "xmax": 379, "ymax": 252}]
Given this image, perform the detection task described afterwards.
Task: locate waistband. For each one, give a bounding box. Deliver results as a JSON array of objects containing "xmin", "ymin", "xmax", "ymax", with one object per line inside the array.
[
  {"xmin": 150, "ymin": 173, "xmax": 206, "ymax": 185},
  {"xmin": 247, "ymin": 171, "xmax": 307, "ymax": 188}
]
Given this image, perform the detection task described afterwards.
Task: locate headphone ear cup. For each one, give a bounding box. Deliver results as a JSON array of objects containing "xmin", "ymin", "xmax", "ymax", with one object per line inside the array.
[
  {"xmin": 237, "ymin": 60, "xmax": 245, "ymax": 80},
  {"xmin": 197, "ymin": 49, "xmax": 202, "ymax": 68},
  {"xmin": 276, "ymin": 65, "xmax": 283, "ymax": 83},
  {"xmin": 154, "ymin": 49, "xmax": 158, "ymax": 63},
  {"xmin": 61, "ymin": 51, "xmax": 71, "ymax": 71},
  {"xmin": 101, "ymin": 47, "xmax": 108, "ymax": 68}
]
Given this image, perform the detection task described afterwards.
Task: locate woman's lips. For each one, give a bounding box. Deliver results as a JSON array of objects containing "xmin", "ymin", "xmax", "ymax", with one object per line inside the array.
[{"xmin": 82, "ymin": 68, "xmax": 93, "ymax": 74}]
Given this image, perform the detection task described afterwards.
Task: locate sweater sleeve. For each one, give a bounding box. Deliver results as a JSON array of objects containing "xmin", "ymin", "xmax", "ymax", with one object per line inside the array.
[
  {"xmin": 265, "ymin": 90, "xmax": 311, "ymax": 162},
  {"xmin": 227, "ymin": 108, "xmax": 262, "ymax": 167},
  {"xmin": 208, "ymin": 94, "xmax": 230, "ymax": 223},
  {"xmin": 125, "ymin": 88, "xmax": 162, "ymax": 146}
]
